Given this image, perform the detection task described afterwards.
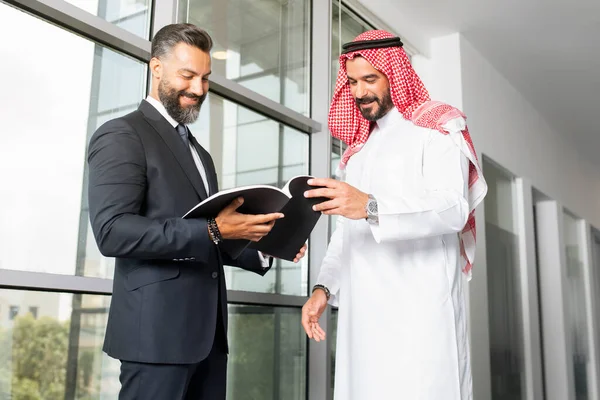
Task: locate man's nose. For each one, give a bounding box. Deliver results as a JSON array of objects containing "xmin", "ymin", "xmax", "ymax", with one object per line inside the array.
[
  {"xmin": 355, "ymin": 82, "xmax": 368, "ymax": 99},
  {"xmin": 189, "ymin": 78, "xmax": 204, "ymax": 96}
]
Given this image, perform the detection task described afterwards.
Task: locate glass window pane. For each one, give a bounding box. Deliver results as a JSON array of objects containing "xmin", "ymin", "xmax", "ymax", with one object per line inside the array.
[
  {"xmin": 329, "ymin": 3, "xmax": 374, "ymax": 238},
  {"xmin": 563, "ymin": 212, "xmax": 590, "ymax": 399},
  {"xmin": 180, "ymin": 0, "xmax": 310, "ymax": 115},
  {"xmin": 65, "ymin": 0, "xmax": 151, "ymax": 38},
  {"xmin": 227, "ymin": 305, "xmax": 306, "ymax": 399},
  {"xmin": 0, "ymin": 292, "xmax": 307, "ymax": 400},
  {"xmin": 331, "ymin": 2, "xmax": 374, "ymax": 90},
  {"xmin": 188, "ymin": 93, "xmax": 310, "ymax": 296},
  {"xmin": 0, "ymin": 290, "xmax": 118, "ymax": 399},
  {"xmin": 483, "ymin": 157, "xmax": 525, "ymax": 400},
  {"xmin": 330, "ymin": 308, "xmax": 338, "ymax": 393},
  {"xmin": 0, "ymin": 5, "xmax": 147, "ymax": 279}
]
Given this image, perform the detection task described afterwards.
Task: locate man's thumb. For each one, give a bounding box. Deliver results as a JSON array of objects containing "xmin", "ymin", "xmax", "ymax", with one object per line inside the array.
[{"xmin": 227, "ymin": 197, "xmax": 244, "ymax": 211}]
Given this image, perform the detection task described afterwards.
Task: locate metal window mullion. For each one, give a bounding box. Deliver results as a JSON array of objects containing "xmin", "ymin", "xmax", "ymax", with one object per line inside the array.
[
  {"xmin": 579, "ymin": 221, "xmax": 600, "ymax": 400},
  {"xmin": 593, "ymin": 229, "xmax": 600, "ymax": 396},
  {"xmin": 226, "ymin": 290, "xmax": 305, "ymax": 308},
  {"xmin": 208, "ymin": 74, "xmax": 320, "ymax": 134},
  {"xmin": 0, "ymin": 269, "xmax": 113, "ymax": 295},
  {"xmin": 0, "ymin": 269, "xmax": 307, "ymax": 307},
  {"xmin": 309, "ymin": 0, "xmax": 333, "ymax": 399}
]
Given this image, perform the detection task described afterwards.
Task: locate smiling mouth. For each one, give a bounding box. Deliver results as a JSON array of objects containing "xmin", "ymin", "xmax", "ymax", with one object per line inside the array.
[{"xmin": 181, "ymin": 96, "xmax": 199, "ymax": 104}]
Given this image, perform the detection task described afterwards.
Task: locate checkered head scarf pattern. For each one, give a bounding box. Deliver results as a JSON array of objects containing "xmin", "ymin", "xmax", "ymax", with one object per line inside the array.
[{"xmin": 329, "ymin": 30, "xmax": 487, "ymax": 277}]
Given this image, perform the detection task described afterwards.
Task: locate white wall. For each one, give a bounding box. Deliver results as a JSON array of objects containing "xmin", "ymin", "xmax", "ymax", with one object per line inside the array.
[
  {"xmin": 415, "ymin": 33, "xmax": 600, "ymax": 226},
  {"xmin": 459, "ymin": 36, "xmax": 600, "ymax": 228},
  {"xmin": 411, "ymin": 32, "xmax": 600, "ymax": 400}
]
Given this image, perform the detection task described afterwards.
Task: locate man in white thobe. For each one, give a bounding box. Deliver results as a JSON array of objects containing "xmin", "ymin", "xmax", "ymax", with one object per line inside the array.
[{"xmin": 302, "ymin": 30, "xmax": 487, "ymax": 399}]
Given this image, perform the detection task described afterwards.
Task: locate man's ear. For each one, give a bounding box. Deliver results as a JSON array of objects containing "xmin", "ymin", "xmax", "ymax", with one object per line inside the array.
[{"xmin": 149, "ymin": 57, "xmax": 162, "ymax": 80}]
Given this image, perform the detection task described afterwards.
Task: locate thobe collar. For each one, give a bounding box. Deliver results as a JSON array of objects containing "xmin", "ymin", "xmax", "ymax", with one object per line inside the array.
[{"xmin": 375, "ymin": 107, "xmax": 403, "ymax": 132}]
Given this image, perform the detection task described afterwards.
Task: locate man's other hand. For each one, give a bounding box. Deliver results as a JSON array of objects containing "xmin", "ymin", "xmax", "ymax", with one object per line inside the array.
[
  {"xmin": 215, "ymin": 197, "xmax": 284, "ymax": 242},
  {"xmin": 293, "ymin": 243, "xmax": 308, "ymax": 263},
  {"xmin": 304, "ymin": 178, "xmax": 368, "ymax": 220},
  {"xmin": 301, "ymin": 289, "xmax": 328, "ymax": 342}
]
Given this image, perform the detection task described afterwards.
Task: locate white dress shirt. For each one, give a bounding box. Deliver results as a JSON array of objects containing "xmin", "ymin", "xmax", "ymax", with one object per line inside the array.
[
  {"xmin": 145, "ymin": 96, "xmax": 270, "ymax": 267},
  {"xmin": 146, "ymin": 95, "xmax": 209, "ymax": 194}
]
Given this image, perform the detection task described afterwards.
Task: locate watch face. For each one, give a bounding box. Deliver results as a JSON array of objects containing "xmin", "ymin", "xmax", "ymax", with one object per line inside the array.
[{"xmin": 368, "ymin": 200, "xmax": 377, "ymax": 214}]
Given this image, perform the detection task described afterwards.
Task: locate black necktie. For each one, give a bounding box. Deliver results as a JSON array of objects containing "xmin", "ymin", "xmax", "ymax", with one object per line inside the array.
[{"xmin": 176, "ymin": 123, "xmax": 188, "ymax": 145}]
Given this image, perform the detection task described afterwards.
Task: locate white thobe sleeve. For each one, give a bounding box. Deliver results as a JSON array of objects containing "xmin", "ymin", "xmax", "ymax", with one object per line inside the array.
[
  {"xmin": 315, "ymin": 216, "xmax": 345, "ymax": 306},
  {"xmin": 370, "ymin": 130, "xmax": 470, "ymax": 242}
]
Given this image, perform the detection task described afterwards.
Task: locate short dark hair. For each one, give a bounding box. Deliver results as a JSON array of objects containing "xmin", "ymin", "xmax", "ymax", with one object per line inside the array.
[{"xmin": 151, "ymin": 23, "xmax": 213, "ymax": 59}]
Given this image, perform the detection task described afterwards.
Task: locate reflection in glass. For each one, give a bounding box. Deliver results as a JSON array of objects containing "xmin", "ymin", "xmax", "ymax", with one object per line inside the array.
[
  {"xmin": 227, "ymin": 304, "xmax": 306, "ymax": 399},
  {"xmin": 0, "ymin": 290, "xmax": 118, "ymax": 399},
  {"xmin": 64, "ymin": 0, "xmax": 151, "ymax": 38},
  {"xmin": 563, "ymin": 212, "xmax": 589, "ymax": 399},
  {"xmin": 483, "ymin": 158, "xmax": 525, "ymax": 400},
  {"xmin": 180, "ymin": 0, "xmax": 310, "ymax": 115},
  {"xmin": 188, "ymin": 93, "xmax": 310, "ymax": 296},
  {"xmin": 0, "ymin": 4, "xmax": 147, "ymax": 279},
  {"xmin": 0, "ymin": 291, "xmax": 307, "ymax": 399}
]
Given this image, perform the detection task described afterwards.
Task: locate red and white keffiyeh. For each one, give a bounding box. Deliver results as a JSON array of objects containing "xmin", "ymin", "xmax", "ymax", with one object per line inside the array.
[{"xmin": 330, "ymin": 30, "xmax": 487, "ymax": 277}]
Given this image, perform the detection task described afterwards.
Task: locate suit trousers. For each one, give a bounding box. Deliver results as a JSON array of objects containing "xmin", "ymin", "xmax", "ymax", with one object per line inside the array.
[{"xmin": 118, "ymin": 300, "xmax": 228, "ymax": 400}]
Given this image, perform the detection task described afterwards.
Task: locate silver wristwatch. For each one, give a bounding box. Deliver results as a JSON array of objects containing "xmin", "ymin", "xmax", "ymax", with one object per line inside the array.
[{"xmin": 365, "ymin": 194, "xmax": 379, "ymax": 224}]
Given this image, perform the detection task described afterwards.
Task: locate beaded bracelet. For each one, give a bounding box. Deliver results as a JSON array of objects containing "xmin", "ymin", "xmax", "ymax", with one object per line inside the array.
[{"xmin": 207, "ymin": 218, "xmax": 222, "ymax": 245}]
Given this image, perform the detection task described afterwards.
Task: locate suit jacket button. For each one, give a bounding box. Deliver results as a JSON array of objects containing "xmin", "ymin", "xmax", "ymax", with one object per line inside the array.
[{"xmin": 211, "ymin": 271, "xmax": 218, "ymax": 279}]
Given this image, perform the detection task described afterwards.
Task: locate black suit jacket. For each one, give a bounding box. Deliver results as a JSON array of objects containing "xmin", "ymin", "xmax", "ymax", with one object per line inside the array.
[{"xmin": 87, "ymin": 100, "xmax": 270, "ymax": 364}]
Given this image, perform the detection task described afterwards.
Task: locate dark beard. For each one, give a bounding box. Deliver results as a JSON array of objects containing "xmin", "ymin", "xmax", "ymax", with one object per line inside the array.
[
  {"xmin": 158, "ymin": 79, "xmax": 206, "ymax": 125},
  {"xmin": 355, "ymin": 90, "xmax": 393, "ymax": 122}
]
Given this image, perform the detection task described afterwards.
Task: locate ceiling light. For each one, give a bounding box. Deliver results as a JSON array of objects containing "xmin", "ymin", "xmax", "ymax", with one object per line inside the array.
[{"xmin": 212, "ymin": 51, "xmax": 228, "ymax": 60}]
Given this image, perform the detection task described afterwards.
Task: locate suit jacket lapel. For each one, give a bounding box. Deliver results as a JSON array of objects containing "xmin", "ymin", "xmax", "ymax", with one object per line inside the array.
[
  {"xmin": 138, "ymin": 100, "xmax": 208, "ymax": 200},
  {"xmin": 189, "ymin": 135, "xmax": 219, "ymax": 196}
]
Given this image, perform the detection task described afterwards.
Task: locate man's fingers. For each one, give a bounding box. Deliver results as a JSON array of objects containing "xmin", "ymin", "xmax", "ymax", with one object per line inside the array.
[
  {"xmin": 313, "ymin": 199, "xmax": 339, "ymax": 212},
  {"xmin": 313, "ymin": 323, "xmax": 326, "ymax": 341},
  {"xmin": 251, "ymin": 224, "xmax": 276, "ymax": 235},
  {"xmin": 253, "ymin": 212, "xmax": 285, "ymax": 224},
  {"xmin": 304, "ymin": 188, "xmax": 336, "ymax": 199},
  {"xmin": 321, "ymin": 207, "xmax": 343, "ymax": 216},
  {"xmin": 293, "ymin": 244, "xmax": 308, "ymax": 263},
  {"xmin": 311, "ymin": 323, "xmax": 326, "ymax": 342},
  {"xmin": 301, "ymin": 309, "xmax": 314, "ymax": 338},
  {"xmin": 224, "ymin": 197, "xmax": 244, "ymax": 212},
  {"xmin": 307, "ymin": 178, "xmax": 339, "ymax": 188}
]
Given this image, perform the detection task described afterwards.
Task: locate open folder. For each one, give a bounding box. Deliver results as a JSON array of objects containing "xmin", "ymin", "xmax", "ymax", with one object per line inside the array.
[{"xmin": 182, "ymin": 175, "xmax": 326, "ymax": 261}]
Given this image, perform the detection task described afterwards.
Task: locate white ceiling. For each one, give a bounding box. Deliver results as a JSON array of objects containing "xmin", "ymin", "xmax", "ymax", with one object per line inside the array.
[{"xmin": 357, "ymin": 0, "xmax": 600, "ymax": 165}]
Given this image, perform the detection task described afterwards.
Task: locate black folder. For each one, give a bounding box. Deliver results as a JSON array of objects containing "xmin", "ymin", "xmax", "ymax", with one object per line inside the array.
[{"xmin": 183, "ymin": 175, "xmax": 326, "ymax": 261}]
